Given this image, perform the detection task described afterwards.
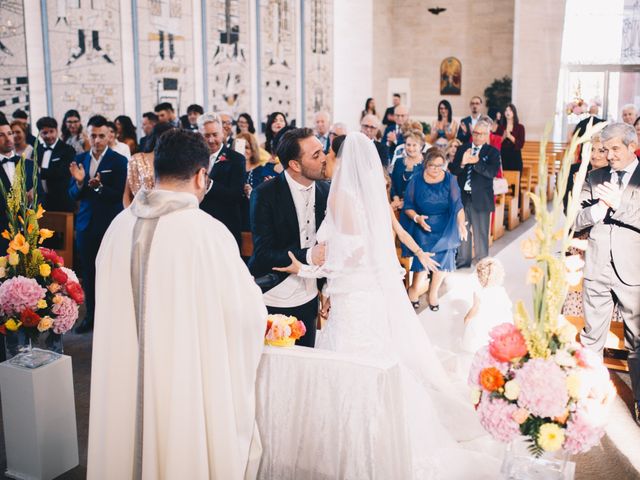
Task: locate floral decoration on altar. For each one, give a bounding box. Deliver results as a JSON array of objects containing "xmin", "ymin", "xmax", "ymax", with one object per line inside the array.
[
  {"xmin": 265, "ymin": 314, "xmax": 306, "ymax": 347},
  {"xmin": 0, "ymin": 156, "xmax": 84, "ymax": 349},
  {"xmin": 469, "ymin": 121, "xmax": 616, "ymax": 458}
]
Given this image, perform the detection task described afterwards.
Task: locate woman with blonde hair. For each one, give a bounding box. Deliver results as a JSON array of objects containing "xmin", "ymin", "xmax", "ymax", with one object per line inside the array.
[{"xmin": 390, "ymin": 129, "xmax": 425, "ymax": 210}]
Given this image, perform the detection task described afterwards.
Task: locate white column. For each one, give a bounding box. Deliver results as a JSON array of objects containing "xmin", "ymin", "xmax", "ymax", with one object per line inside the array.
[
  {"xmin": 332, "ymin": 0, "xmax": 373, "ymax": 132},
  {"xmin": 24, "ymin": 1, "xmax": 48, "ymax": 122},
  {"xmin": 249, "ymin": 0, "xmax": 259, "ymax": 127},
  {"xmin": 192, "ymin": 0, "xmax": 205, "ymax": 107},
  {"xmin": 120, "ymin": 0, "xmax": 137, "ymax": 119}
]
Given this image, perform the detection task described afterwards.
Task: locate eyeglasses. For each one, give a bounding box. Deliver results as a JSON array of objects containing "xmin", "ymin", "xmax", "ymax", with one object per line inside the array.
[
  {"xmin": 472, "ymin": 130, "xmax": 488, "ymax": 136},
  {"xmin": 361, "ymin": 124, "xmax": 377, "ymax": 130},
  {"xmin": 426, "ymin": 163, "xmax": 445, "ymax": 170},
  {"xmin": 221, "ymin": 120, "xmax": 233, "ymax": 127},
  {"xmin": 470, "ymin": 102, "xmax": 482, "ymax": 106}
]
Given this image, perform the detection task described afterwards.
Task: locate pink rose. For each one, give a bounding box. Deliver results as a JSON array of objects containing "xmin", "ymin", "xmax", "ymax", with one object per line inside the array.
[{"xmin": 489, "ymin": 323, "xmax": 528, "ymax": 362}]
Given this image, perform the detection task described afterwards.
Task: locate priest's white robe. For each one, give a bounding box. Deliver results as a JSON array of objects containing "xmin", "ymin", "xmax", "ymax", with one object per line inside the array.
[{"xmin": 87, "ymin": 190, "xmax": 267, "ymax": 479}]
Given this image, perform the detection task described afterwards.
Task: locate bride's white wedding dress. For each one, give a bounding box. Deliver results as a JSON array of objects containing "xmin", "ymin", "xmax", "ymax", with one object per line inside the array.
[{"xmin": 298, "ymin": 133, "xmax": 500, "ymax": 479}]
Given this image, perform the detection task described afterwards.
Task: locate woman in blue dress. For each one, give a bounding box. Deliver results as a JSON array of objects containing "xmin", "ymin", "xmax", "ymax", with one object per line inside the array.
[
  {"xmin": 390, "ymin": 130, "xmax": 425, "ymax": 211},
  {"xmin": 402, "ymin": 148, "xmax": 467, "ymax": 310}
]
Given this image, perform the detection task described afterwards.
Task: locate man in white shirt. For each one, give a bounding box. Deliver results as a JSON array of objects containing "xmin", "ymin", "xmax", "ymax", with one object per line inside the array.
[
  {"xmin": 249, "ymin": 128, "xmax": 329, "ymax": 347},
  {"xmin": 314, "ymin": 111, "xmax": 331, "ymax": 154},
  {"xmin": 457, "ymin": 96, "xmax": 484, "ymax": 143}
]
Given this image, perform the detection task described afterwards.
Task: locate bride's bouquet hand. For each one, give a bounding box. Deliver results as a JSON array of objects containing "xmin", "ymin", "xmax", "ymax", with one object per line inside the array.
[{"xmin": 273, "ymin": 251, "xmax": 302, "ymax": 275}]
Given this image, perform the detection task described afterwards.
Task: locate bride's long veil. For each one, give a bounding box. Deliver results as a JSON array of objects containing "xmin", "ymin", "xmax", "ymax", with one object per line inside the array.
[{"xmin": 323, "ymin": 132, "xmax": 485, "ymax": 442}]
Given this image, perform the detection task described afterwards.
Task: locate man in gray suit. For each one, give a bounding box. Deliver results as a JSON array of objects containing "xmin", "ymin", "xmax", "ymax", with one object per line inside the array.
[{"xmin": 575, "ymin": 122, "xmax": 640, "ymax": 424}]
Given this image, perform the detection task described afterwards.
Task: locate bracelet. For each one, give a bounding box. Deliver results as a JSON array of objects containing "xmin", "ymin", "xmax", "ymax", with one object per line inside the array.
[
  {"xmin": 413, "ymin": 214, "xmax": 420, "ymax": 223},
  {"xmin": 414, "ymin": 248, "xmax": 423, "ymax": 255}
]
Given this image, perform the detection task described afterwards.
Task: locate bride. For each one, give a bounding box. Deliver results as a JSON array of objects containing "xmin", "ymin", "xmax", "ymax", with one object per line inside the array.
[{"xmin": 275, "ymin": 132, "xmax": 500, "ymax": 478}]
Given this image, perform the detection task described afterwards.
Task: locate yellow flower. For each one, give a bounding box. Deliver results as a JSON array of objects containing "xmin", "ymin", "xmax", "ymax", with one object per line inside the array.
[
  {"xmin": 470, "ymin": 387, "xmax": 481, "ymax": 406},
  {"xmin": 538, "ymin": 423, "xmax": 565, "ymax": 452},
  {"xmin": 566, "ymin": 373, "xmax": 582, "ymax": 399},
  {"xmin": 8, "ymin": 252, "xmax": 19, "ymax": 266},
  {"xmin": 52, "ymin": 294, "xmax": 63, "ymax": 304},
  {"xmin": 5, "ymin": 319, "xmax": 21, "ymax": 332},
  {"xmin": 37, "ymin": 299, "xmax": 47, "ymax": 309},
  {"xmin": 526, "ymin": 265, "xmax": 544, "ymax": 284},
  {"xmin": 504, "ymin": 380, "xmax": 520, "ymax": 400},
  {"xmin": 37, "ymin": 316, "xmax": 53, "ymax": 332},
  {"xmin": 39, "ymin": 263, "xmax": 51, "ymax": 277},
  {"xmin": 557, "ymin": 322, "xmax": 578, "ymax": 344},
  {"xmin": 27, "ymin": 223, "xmax": 34, "ymax": 234},
  {"xmin": 48, "ymin": 282, "xmax": 60, "ymax": 294},
  {"xmin": 8, "ymin": 233, "xmax": 29, "ymax": 255},
  {"xmin": 0, "ymin": 267, "xmax": 5, "ymax": 279},
  {"xmin": 1, "ymin": 230, "xmax": 10, "ymax": 240},
  {"xmin": 38, "ymin": 229, "xmax": 54, "ymax": 244},
  {"xmin": 0, "ymin": 256, "xmax": 7, "ymax": 268},
  {"xmin": 534, "ymin": 228, "xmax": 544, "ymax": 241},
  {"xmin": 520, "ymin": 238, "xmax": 539, "ymax": 259},
  {"xmin": 552, "ymin": 229, "xmax": 564, "ymax": 241},
  {"xmin": 36, "ymin": 204, "xmax": 45, "ymax": 219}
]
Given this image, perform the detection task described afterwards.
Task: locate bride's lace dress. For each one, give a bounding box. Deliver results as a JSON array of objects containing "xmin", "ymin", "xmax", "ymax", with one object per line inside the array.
[{"xmin": 298, "ymin": 133, "xmax": 500, "ymax": 479}]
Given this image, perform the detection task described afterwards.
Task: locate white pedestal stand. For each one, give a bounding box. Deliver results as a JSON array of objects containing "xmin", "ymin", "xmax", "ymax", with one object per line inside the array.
[{"xmin": 0, "ymin": 355, "xmax": 79, "ymax": 480}]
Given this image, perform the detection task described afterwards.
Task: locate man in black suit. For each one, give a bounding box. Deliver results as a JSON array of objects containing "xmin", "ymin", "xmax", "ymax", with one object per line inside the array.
[
  {"xmin": 449, "ymin": 118, "xmax": 500, "ymax": 268},
  {"xmin": 181, "ymin": 104, "xmax": 203, "ymax": 132},
  {"xmin": 249, "ymin": 128, "xmax": 329, "ymax": 348},
  {"xmin": 220, "ymin": 111, "xmax": 235, "ymax": 149},
  {"xmin": 457, "ymin": 96, "xmax": 484, "ymax": 144},
  {"xmin": 139, "ymin": 111, "xmax": 158, "ymax": 153},
  {"xmin": 382, "ymin": 93, "xmax": 401, "ymax": 127},
  {"xmin": 360, "ymin": 114, "xmax": 389, "ymax": 168},
  {"xmin": 197, "ymin": 112, "xmax": 245, "ymax": 245},
  {"xmin": 35, "ymin": 116, "xmax": 76, "ymax": 212},
  {"xmin": 69, "ymin": 115, "xmax": 128, "ymax": 333}
]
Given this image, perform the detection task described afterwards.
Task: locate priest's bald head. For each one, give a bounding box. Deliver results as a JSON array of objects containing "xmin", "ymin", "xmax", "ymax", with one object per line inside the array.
[{"xmin": 154, "ymin": 129, "xmax": 212, "ymax": 202}]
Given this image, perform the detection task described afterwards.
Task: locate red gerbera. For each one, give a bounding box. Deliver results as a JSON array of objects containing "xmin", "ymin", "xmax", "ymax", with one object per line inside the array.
[
  {"xmin": 51, "ymin": 268, "xmax": 68, "ymax": 285},
  {"xmin": 20, "ymin": 308, "xmax": 41, "ymax": 328},
  {"xmin": 65, "ymin": 282, "xmax": 85, "ymax": 305}
]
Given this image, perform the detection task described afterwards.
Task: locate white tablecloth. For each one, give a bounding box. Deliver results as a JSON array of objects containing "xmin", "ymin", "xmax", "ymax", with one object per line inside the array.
[{"xmin": 255, "ymin": 346, "xmax": 413, "ymax": 479}]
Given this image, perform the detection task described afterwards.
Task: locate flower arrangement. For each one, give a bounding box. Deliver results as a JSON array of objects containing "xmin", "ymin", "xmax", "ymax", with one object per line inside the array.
[
  {"xmin": 565, "ymin": 82, "xmax": 589, "ymax": 117},
  {"xmin": 0, "ymin": 156, "xmax": 84, "ymax": 351},
  {"xmin": 469, "ymin": 120, "xmax": 616, "ymax": 458},
  {"xmin": 265, "ymin": 314, "xmax": 306, "ymax": 347}
]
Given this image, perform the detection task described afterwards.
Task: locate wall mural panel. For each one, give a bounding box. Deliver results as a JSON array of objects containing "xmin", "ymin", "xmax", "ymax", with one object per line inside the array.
[
  {"xmin": 206, "ymin": 0, "xmax": 252, "ymax": 116},
  {"xmin": 137, "ymin": 0, "xmax": 196, "ymax": 115},
  {"xmin": 303, "ymin": 0, "xmax": 332, "ymax": 126},
  {"xmin": 259, "ymin": 0, "xmax": 297, "ymax": 127},
  {"xmin": 47, "ymin": 0, "xmax": 124, "ymax": 120},
  {"xmin": 0, "ymin": 1, "xmax": 30, "ymax": 116}
]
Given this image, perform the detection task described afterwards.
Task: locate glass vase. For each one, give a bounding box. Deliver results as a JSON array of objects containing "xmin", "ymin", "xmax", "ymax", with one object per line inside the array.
[
  {"xmin": 501, "ymin": 435, "xmax": 575, "ymax": 480},
  {"xmin": 4, "ymin": 330, "xmax": 62, "ymax": 369}
]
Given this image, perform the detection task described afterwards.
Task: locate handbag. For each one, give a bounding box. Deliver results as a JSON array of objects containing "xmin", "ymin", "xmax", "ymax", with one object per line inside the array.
[{"xmin": 493, "ymin": 177, "xmax": 509, "ymax": 195}]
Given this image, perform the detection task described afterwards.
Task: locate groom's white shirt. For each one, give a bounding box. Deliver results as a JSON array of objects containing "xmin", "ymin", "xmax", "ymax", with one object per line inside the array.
[{"xmin": 263, "ymin": 170, "xmax": 318, "ymax": 308}]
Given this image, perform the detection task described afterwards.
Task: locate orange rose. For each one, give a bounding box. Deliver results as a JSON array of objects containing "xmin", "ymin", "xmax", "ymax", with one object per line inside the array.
[{"xmin": 479, "ymin": 367, "xmax": 505, "ymax": 392}]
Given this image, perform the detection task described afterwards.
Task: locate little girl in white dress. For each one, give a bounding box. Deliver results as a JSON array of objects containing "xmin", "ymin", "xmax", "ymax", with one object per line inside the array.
[{"xmin": 462, "ymin": 257, "xmax": 513, "ymax": 353}]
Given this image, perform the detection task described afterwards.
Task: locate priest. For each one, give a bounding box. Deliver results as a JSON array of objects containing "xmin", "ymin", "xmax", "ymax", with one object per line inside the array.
[{"xmin": 87, "ymin": 129, "xmax": 267, "ymax": 479}]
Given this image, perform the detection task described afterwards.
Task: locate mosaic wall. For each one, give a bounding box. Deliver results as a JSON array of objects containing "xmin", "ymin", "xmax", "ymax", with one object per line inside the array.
[
  {"xmin": 206, "ymin": 0, "xmax": 252, "ymax": 116},
  {"xmin": 303, "ymin": 0, "xmax": 332, "ymax": 126},
  {"xmin": 137, "ymin": 0, "xmax": 196, "ymax": 114},
  {"xmin": 46, "ymin": 0, "xmax": 124, "ymax": 119},
  {"xmin": 0, "ymin": 1, "xmax": 30, "ymax": 115}
]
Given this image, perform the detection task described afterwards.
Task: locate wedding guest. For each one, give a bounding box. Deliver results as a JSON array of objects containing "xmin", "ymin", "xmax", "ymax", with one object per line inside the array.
[
  {"xmin": 361, "ymin": 97, "xmax": 377, "ymax": 120},
  {"xmin": 10, "ymin": 121, "xmax": 33, "ymax": 160},
  {"xmin": 69, "ymin": 114, "xmax": 128, "ymax": 333},
  {"xmin": 360, "ymin": 114, "xmax": 388, "ymax": 167},
  {"xmin": 11, "ymin": 109, "xmax": 36, "ymax": 145},
  {"xmin": 115, "ymin": 115, "xmax": 138, "ymax": 155},
  {"xmin": 390, "ymin": 130, "xmax": 424, "ymax": 210},
  {"xmin": 563, "ymin": 132, "xmax": 608, "ymax": 212},
  {"xmin": 449, "ymin": 119, "xmax": 500, "ymax": 268},
  {"xmin": 462, "ymin": 257, "xmax": 512, "ymax": 353},
  {"xmin": 382, "ymin": 93, "xmax": 401, "ymax": 126},
  {"xmin": 88, "ymin": 128, "xmax": 266, "ymax": 479},
  {"xmin": 621, "ymin": 103, "xmax": 638, "ymax": 125},
  {"xmin": 236, "ymin": 113, "xmax": 256, "ymax": 135},
  {"xmin": 457, "ymin": 96, "xmax": 484, "ymax": 144},
  {"xmin": 154, "ymin": 102, "xmax": 180, "ymax": 128},
  {"xmin": 220, "ymin": 111, "xmax": 235, "ymax": 149},
  {"xmin": 314, "ymin": 111, "xmax": 331, "ymax": 154},
  {"xmin": 430, "ymin": 100, "xmax": 458, "ymax": 148},
  {"xmin": 123, "ymin": 122, "xmax": 175, "ymax": 207},
  {"xmin": 264, "ymin": 111, "xmax": 288, "ymax": 156},
  {"xmin": 445, "ymin": 138, "xmax": 462, "ymax": 165},
  {"xmin": 198, "ymin": 112, "xmax": 245, "ymax": 246},
  {"xmin": 495, "ymin": 104, "xmax": 525, "ymax": 173},
  {"xmin": 330, "ymin": 122, "xmax": 348, "ymax": 142},
  {"xmin": 572, "ymin": 104, "xmax": 604, "ymax": 140},
  {"xmin": 106, "ymin": 121, "xmax": 131, "ymax": 160},
  {"xmin": 139, "ymin": 112, "xmax": 158, "ymax": 153},
  {"xmin": 403, "ymin": 148, "xmax": 466, "ymax": 310},
  {"xmin": 635, "ymin": 117, "xmax": 640, "ymax": 157},
  {"xmin": 382, "ymin": 104, "xmax": 409, "ymax": 160},
  {"xmin": 61, "ymin": 109, "xmax": 90, "ymax": 154},
  {"xmin": 35, "ymin": 116, "xmax": 76, "ymax": 212},
  {"xmin": 183, "ymin": 104, "xmax": 203, "ymax": 132}
]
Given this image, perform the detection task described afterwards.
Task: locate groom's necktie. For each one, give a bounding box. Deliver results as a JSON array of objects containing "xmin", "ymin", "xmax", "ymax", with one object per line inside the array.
[{"xmin": 464, "ymin": 145, "xmax": 480, "ymax": 192}]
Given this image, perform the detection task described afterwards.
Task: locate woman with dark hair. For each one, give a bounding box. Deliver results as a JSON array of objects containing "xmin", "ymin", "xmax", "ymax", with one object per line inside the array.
[
  {"xmin": 61, "ymin": 109, "xmax": 89, "ymax": 154},
  {"xmin": 360, "ymin": 98, "xmax": 377, "ymax": 120},
  {"xmin": 430, "ymin": 100, "xmax": 458, "ymax": 148},
  {"xmin": 236, "ymin": 113, "xmax": 256, "ymax": 135},
  {"xmin": 495, "ymin": 103, "xmax": 525, "ymax": 172},
  {"xmin": 123, "ymin": 122, "xmax": 175, "ymax": 207},
  {"xmin": 115, "ymin": 115, "xmax": 138, "ymax": 155},
  {"xmin": 263, "ymin": 112, "xmax": 288, "ymax": 155}
]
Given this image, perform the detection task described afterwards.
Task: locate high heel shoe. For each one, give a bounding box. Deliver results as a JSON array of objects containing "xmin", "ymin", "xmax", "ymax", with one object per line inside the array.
[
  {"xmin": 411, "ymin": 300, "xmax": 420, "ymax": 309},
  {"xmin": 428, "ymin": 304, "xmax": 439, "ymax": 312}
]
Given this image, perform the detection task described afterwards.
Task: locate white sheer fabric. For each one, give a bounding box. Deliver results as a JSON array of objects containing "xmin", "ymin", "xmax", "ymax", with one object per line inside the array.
[{"xmin": 297, "ymin": 133, "xmax": 500, "ymax": 477}]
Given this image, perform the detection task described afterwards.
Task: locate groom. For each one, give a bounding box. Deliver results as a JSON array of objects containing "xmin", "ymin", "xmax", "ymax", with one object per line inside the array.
[{"xmin": 249, "ymin": 128, "xmax": 330, "ymax": 347}]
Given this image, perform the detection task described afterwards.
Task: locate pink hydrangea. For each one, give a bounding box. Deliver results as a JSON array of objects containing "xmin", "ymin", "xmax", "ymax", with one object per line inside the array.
[
  {"xmin": 51, "ymin": 296, "xmax": 79, "ymax": 334},
  {"xmin": 563, "ymin": 410, "xmax": 605, "ymax": 454},
  {"xmin": 468, "ymin": 345, "xmax": 510, "ymax": 387},
  {"xmin": 515, "ymin": 358, "xmax": 569, "ymax": 418},
  {"xmin": 477, "ymin": 396, "xmax": 521, "ymax": 442},
  {"xmin": 0, "ymin": 276, "xmax": 46, "ymax": 316}
]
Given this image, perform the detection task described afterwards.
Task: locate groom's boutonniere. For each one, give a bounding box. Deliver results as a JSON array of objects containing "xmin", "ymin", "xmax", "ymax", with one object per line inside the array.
[{"xmin": 217, "ymin": 154, "xmax": 228, "ymax": 163}]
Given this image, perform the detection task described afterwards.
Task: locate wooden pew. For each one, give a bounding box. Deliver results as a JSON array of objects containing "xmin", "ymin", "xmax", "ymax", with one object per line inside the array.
[
  {"xmin": 503, "ymin": 170, "xmax": 520, "ymax": 230},
  {"xmin": 519, "ymin": 166, "xmax": 532, "ymax": 221},
  {"xmin": 38, "ymin": 211, "xmax": 74, "ymax": 268},
  {"xmin": 240, "ymin": 231, "xmax": 254, "ymax": 258},
  {"xmin": 492, "ymin": 194, "xmax": 506, "ymax": 240}
]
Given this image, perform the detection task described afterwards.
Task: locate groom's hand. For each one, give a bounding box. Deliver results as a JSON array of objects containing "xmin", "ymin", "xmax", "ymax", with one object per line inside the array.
[{"xmin": 311, "ymin": 243, "xmax": 326, "ymax": 266}]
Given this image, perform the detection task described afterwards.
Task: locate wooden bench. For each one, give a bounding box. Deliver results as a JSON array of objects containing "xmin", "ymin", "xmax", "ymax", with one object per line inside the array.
[
  {"xmin": 519, "ymin": 166, "xmax": 532, "ymax": 221},
  {"xmin": 240, "ymin": 231, "xmax": 254, "ymax": 258},
  {"xmin": 38, "ymin": 211, "xmax": 74, "ymax": 267},
  {"xmin": 503, "ymin": 170, "xmax": 520, "ymax": 230},
  {"xmin": 492, "ymin": 194, "xmax": 506, "ymax": 241}
]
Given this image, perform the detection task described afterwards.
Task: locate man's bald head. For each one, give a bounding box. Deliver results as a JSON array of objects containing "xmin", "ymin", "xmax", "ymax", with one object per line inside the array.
[{"xmin": 394, "ymin": 105, "xmax": 409, "ymax": 125}]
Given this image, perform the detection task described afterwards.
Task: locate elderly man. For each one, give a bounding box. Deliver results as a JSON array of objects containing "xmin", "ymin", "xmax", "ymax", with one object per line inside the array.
[
  {"xmin": 449, "ymin": 119, "xmax": 500, "ymax": 268},
  {"xmin": 220, "ymin": 111, "xmax": 235, "ymax": 149},
  {"xmin": 198, "ymin": 112, "xmax": 245, "ymax": 246},
  {"xmin": 314, "ymin": 111, "xmax": 331, "ymax": 153},
  {"xmin": 382, "ymin": 104, "xmax": 409, "ymax": 163},
  {"xmin": 622, "ymin": 104, "xmax": 638, "ymax": 125},
  {"xmin": 575, "ymin": 122, "xmax": 640, "ymax": 425},
  {"xmin": 360, "ymin": 114, "xmax": 388, "ymax": 167}
]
